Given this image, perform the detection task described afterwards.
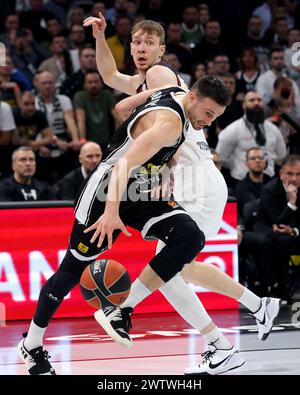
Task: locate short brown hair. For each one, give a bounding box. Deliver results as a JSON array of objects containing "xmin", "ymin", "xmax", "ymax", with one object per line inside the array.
[
  {"xmin": 131, "ymin": 20, "xmax": 165, "ymax": 44},
  {"xmin": 191, "ymin": 75, "xmax": 232, "ymax": 107}
]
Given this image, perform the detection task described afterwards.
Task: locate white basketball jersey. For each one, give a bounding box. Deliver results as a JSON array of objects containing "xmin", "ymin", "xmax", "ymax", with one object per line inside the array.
[{"xmin": 177, "ymin": 124, "xmax": 213, "ymax": 166}]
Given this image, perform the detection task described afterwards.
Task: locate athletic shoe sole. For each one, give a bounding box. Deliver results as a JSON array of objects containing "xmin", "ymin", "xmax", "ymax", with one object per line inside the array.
[
  {"xmin": 94, "ymin": 310, "xmax": 132, "ymax": 348},
  {"xmin": 17, "ymin": 339, "xmax": 54, "ymax": 375},
  {"xmin": 185, "ymin": 356, "xmax": 245, "ymax": 375},
  {"xmin": 260, "ymin": 299, "xmax": 281, "ymax": 341}
]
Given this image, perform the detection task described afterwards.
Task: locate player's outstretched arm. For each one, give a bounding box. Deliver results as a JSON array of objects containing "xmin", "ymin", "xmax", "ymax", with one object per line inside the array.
[{"xmin": 83, "ymin": 12, "xmax": 140, "ymax": 95}]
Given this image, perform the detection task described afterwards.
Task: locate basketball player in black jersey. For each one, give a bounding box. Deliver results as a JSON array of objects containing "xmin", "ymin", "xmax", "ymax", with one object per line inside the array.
[
  {"xmin": 17, "ymin": 77, "xmax": 230, "ymax": 375},
  {"xmin": 81, "ymin": 16, "xmax": 281, "ymax": 376}
]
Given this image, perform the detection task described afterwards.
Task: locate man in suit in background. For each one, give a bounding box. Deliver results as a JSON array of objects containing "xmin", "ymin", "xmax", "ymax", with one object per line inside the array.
[
  {"xmin": 254, "ymin": 154, "xmax": 300, "ymax": 301},
  {"xmin": 55, "ymin": 141, "xmax": 102, "ymax": 200}
]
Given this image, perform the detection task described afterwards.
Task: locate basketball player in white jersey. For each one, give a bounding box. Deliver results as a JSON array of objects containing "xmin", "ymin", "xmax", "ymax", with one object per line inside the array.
[{"xmin": 83, "ymin": 15, "xmax": 280, "ymax": 375}]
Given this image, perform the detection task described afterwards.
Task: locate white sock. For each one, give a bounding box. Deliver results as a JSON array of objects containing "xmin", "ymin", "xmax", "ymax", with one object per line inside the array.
[
  {"xmin": 121, "ymin": 278, "xmax": 151, "ymax": 309},
  {"xmin": 238, "ymin": 288, "xmax": 261, "ymax": 314},
  {"xmin": 24, "ymin": 320, "xmax": 47, "ymax": 351},
  {"xmin": 204, "ymin": 327, "xmax": 232, "ymax": 350},
  {"xmin": 160, "ymin": 273, "xmax": 212, "ymax": 331}
]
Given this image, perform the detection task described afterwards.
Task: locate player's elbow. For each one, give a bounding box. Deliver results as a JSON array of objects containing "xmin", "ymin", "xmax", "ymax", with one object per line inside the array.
[{"xmin": 115, "ymin": 101, "xmax": 131, "ymax": 122}]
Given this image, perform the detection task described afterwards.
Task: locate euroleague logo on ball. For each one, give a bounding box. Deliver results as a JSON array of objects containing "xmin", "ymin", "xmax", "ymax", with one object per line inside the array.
[{"xmin": 93, "ymin": 259, "xmax": 103, "ymax": 275}]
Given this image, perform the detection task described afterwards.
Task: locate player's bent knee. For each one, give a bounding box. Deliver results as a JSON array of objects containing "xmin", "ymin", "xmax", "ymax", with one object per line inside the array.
[{"xmin": 149, "ymin": 219, "xmax": 205, "ymax": 283}]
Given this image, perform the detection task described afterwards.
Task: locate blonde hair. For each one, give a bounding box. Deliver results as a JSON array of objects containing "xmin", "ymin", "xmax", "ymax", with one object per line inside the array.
[{"xmin": 131, "ymin": 20, "xmax": 165, "ymax": 44}]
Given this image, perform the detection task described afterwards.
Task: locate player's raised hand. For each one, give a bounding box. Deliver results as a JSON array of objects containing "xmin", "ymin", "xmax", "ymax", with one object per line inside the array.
[
  {"xmin": 83, "ymin": 12, "xmax": 107, "ymax": 38},
  {"xmin": 84, "ymin": 212, "xmax": 131, "ymax": 249}
]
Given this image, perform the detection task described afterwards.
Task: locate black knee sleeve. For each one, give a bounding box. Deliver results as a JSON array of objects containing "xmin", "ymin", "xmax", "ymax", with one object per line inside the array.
[
  {"xmin": 149, "ymin": 219, "xmax": 205, "ymax": 282},
  {"xmin": 33, "ymin": 249, "xmax": 92, "ymax": 327}
]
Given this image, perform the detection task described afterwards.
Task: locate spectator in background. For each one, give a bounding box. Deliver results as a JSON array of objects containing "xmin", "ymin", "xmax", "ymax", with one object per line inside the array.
[
  {"xmin": 60, "ymin": 46, "xmax": 96, "ymax": 99},
  {"xmin": 165, "ymin": 23, "xmax": 193, "ymax": 74},
  {"xmin": 107, "ymin": 15, "xmax": 133, "ymax": 73},
  {"xmin": 34, "ymin": 70, "xmax": 80, "ymax": 182},
  {"xmin": 254, "ymin": 155, "xmax": 300, "ymax": 301},
  {"xmin": 216, "ymin": 90, "xmax": 286, "ymax": 187},
  {"xmin": 0, "ymin": 55, "xmax": 22, "ymax": 108},
  {"xmin": 235, "ymin": 146, "xmax": 273, "ymax": 296},
  {"xmin": 40, "ymin": 17, "xmax": 64, "ymax": 57},
  {"xmin": 138, "ymin": 0, "xmax": 166, "ymax": 24},
  {"xmin": 68, "ymin": 24, "xmax": 87, "ymax": 72},
  {"xmin": 189, "ymin": 62, "xmax": 206, "ymax": 87},
  {"xmin": 38, "ymin": 35, "xmax": 73, "ymax": 89},
  {"xmin": 55, "ymin": 141, "xmax": 102, "ymax": 200},
  {"xmin": 19, "ymin": 0, "xmax": 55, "ymax": 43},
  {"xmin": 66, "ymin": 6, "xmax": 85, "ymax": 30},
  {"xmin": 235, "ymin": 147, "xmax": 271, "ymax": 217},
  {"xmin": 198, "ymin": 3, "xmax": 210, "ymax": 31},
  {"xmin": 0, "ymin": 14, "xmax": 20, "ymax": 51},
  {"xmin": 73, "ymin": 70, "xmax": 119, "ymax": 151},
  {"xmin": 192, "ymin": 20, "xmax": 227, "ymax": 64},
  {"xmin": 217, "ymin": 72, "xmax": 244, "ymax": 129},
  {"xmin": 236, "ymin": 47, "xmax": 261, "ymax": 97},
  {"xmin": 11, "ymin": 29, "xmax": 46, "ymax": 84},
  {"xmin": 245, "ymin": 15, "xmax": 269, "ymax": 72},
  {"xmin": 284, "ymin": 28, "xmax": 300, "ymax": 86},
  {"xmin": 252, "ymin": 0, "xmax": 276, "ymax": 36},
  {"xmin": 264, "ymin": 16, "xmax": 289, "ymax": 48},
  {"xmin": 267, "ymin": 75, "xmax": 300, "ymax": 153},
  {"xmin": 256, "ymin": 47, "xmax": 300, "ymax": 106},
  {"xmin": 0, "ymin": 95, "xmax": 15, "ymax": 177},
  {"xmin": 213, "ymin": 53, "xmax": 231, "ymax": 76},
  {"xmin": 181, "ymin": 5, "xmax": 203, "ymax": 50},
  {"xmin": 0, "ymin": 146, "xmax": 54, "ymax": 201},
  {"xmin": 12, "ymin": 91, "xmax": 54, "ymax": 153},
  {"xmin": 163, "ymin": 52, "xmax": 191, "ymax": 87},
  {"xmin": 44, "ymin": 0, "xmax": 70, "ymax": 29},
  {"xmin": 106, "ymin": 0, "xmax": 130, "ymax": 26}
]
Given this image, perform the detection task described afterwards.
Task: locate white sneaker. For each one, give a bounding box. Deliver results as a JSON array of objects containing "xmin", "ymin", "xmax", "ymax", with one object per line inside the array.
[
  {"xmin": 184, "ymin": 345, "xmax": 245, "ymax": 375},
  {"xmin": 94, "ymin": 306, "xmax": 133, "ymax": 348},
  {"xmin": 254, "ymin": 297, "xmax": 281, "ymax": 341},
  {"xmin": 18, "ymin": 332, "xmax": 56, "ymax": 375}
]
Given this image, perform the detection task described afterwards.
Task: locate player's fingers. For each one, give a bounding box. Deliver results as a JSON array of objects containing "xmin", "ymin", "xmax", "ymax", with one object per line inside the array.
[
  {"xmin": 83, "ymin": 17, "xmax": 97, "ymax": 26},
  {"xmin": 107, "ymin": 232, "xmax": 113, "ymax": 249},
  {"xmin": 97, "ymin": 230, "xmax": 106, "ymax": 248},
  {"xmin": 121, "ymin": 225, "xmax": 131, "ymax": 237},
  {"xmin": 83, "ymin": 222, "xmax": 98, "ymax": 233},
  {"xmin": 90, "ymin": 228, "xmax": 101, "ymax": 244}
]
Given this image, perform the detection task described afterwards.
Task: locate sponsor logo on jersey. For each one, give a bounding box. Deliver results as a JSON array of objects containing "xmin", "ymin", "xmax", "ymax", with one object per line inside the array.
[
  {"xmin": 167, "ymin": 200, "xmax": 179, "ymax": 208},
  {"xmin": 78, "ymin": 242, "xmax": 89, "ymax": 253},
  {"xmin": 197, "ymin": 141, "xmax": 210, "ymax": 151}
]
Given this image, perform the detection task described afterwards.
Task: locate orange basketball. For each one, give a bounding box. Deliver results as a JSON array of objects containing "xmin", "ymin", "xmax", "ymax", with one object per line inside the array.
[{"xmin": 80, "ymin": 259, "xmax": 131, "ymax": 309}]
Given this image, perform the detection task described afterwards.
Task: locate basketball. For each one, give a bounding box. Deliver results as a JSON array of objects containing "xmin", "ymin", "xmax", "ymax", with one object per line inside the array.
[{"xmin": 80, "ymin": 259, "xmax": 131, "ymax": 310}]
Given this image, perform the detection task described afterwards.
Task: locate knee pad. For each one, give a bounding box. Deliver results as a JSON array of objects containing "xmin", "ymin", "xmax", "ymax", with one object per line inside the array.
[
  {"xmin": 43, "ymin": 271, "xmax": 79, "ymax": 301},
  {"xmin": 149, "ymin": 219, "xmax": 205, "ymax": 282}
]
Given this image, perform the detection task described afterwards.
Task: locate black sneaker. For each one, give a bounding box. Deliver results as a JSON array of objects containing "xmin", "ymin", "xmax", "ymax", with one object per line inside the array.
[
  {"xmin": 18, "ymin": 332, "xmax": 56, "ymax": 375},
  {"xmin": 94, "ymin": 306, "xmax": 133, "ymax": 348}
]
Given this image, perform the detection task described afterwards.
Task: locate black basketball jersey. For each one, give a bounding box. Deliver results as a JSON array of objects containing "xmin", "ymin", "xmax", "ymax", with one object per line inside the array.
[
  {"xmin": 103, "ymin": 86, "xmax": 187, "ymax": 163},
  {"xmin": 75, "ymin": 86, "xmax": 188, "ymax": 224}
]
